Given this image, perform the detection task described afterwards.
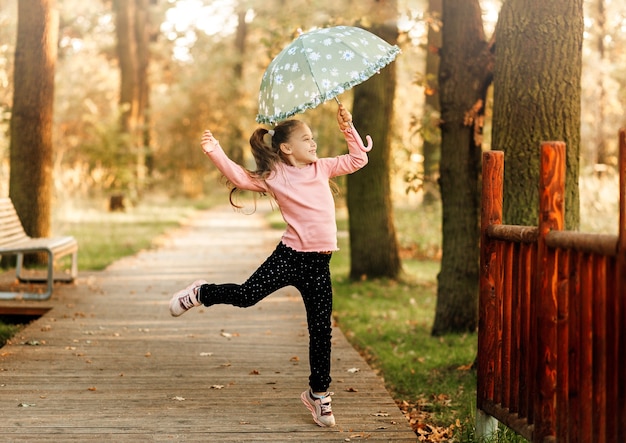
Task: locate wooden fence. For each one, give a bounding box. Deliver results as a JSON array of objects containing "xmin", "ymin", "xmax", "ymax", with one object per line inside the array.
[{"xmin": 477, "ymin": 129, "xmax": 626, "ymax": 442}]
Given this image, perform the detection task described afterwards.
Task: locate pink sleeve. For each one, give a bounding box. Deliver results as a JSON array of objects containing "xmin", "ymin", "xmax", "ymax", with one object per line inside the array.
[
  {"xmin": 206, "ymin": 145, "xmax": 267, "ymax": 193},
  {"xmin": 321, "ymin": 126, "xmax": 372, "ymax": 178}
]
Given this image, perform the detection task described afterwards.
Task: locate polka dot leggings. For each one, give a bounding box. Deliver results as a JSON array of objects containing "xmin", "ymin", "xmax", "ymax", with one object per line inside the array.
[{"xmin": 197, "ymin": 242, "xmax": 333, "ymax": 392}]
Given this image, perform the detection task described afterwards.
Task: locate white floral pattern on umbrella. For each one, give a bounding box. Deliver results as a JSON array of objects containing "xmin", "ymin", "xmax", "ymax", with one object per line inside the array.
[{"xmin": 256, "ymin": 26, "xmax": 401, "ymax": 125}]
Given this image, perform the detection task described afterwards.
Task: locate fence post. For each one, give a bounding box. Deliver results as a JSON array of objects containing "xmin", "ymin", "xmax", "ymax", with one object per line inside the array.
[
  {"xmin": 534, "ymin": 142, "xmax": 566, "ymax": 442},
  {"xmin": 618, "ymin": 128, "xmax": 626, "ymax": 442},
  {"xmin": 477, "ymin": 151, "xmax": 504, "ymax": 438}
]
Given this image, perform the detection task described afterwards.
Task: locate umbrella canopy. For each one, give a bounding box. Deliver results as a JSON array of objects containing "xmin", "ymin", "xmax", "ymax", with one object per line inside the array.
[{"xmin": 256, "ymin": 26, "xmax": 400, "ymax": 125}]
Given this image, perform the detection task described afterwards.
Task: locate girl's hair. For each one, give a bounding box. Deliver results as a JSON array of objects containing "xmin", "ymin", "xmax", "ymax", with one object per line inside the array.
[
  {"xmin": 249, "ymin": 119, "xmax": 304, "ymax": 178},
  {"xmin": 227, "ymin": 119, "xmax": 304, "ymax": 209}
]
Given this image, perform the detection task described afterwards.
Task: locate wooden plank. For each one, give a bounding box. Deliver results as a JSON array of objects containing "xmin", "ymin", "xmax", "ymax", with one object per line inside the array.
[
  {"xmin": 568, "ymin": 251, "xmax": 582, "ymax": 443},
  {"xmin": 618, "ymin": 128, "xmax": 626, "ymax": 443},
  {"xmin": 555, "ymin": 248, "xmax": 570, "ymax": 443},
  {"xmin": 478, "ymin": 150, "xmax": 504, "ymax": 410},
  {"xmin": 592, "ymin": 255, "xmax": 607, "ymax": 443},
  {"xmin": 501, "ymin": 242, "xmax": 513, "ymax": 409},
  {"xmin": 534, "ymin": 141, "xmax": 566, "ymax": 441},
  {"xmin": 0, "ymin": 206, "xmax": 416, "ymax": 442}
]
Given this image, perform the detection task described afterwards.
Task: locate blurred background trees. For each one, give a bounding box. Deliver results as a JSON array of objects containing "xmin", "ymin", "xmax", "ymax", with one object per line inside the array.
[
  {"xmin": 0, "ymin": 0, "xmax": 624, "ymax": 331},
  {"xmin": 1, "ymin": 0, "xmax": 623, "ymax": 205}
]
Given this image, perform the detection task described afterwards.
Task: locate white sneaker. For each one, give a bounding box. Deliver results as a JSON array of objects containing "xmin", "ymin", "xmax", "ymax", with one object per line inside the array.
[
  {"xmin": 169, "ymin": 280, "xmax": 208, "ymax": 317},
  {"xmin": 300, "ymin": 390, "xmax": 336, "ymax": 427}
]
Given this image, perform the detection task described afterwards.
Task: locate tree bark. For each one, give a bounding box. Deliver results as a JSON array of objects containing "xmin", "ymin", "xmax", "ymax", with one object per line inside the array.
[
  {"xmin": 228, "ymin": 8, "xmax": 247, "ymax": 166},
  {"xmin": 9, "ymin": 0, "xmax": 58, "ymax": 239},
  {"xmin": 432, "ymin": 0, "xmax": 493, "ymax": 335},
  {"xmin": 421, "ymin": 0, "xmax": 442, "ymax": 205},
  {"xmin": 348, "ymin": 1, "xmax": 402, "ymax": 280},
  {"xmin": 113, "ymin": 0, "xmax": 151, "ymax": 197},
  {"xmin": 492, "ymin": 0, "xmax": 582, "ymax": 230}
]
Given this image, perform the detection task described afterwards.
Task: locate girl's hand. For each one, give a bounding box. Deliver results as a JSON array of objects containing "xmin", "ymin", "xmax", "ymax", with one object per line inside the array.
[
  {"xmin": 201, "ymin": 130, "xmax": 219, "ymax": 154},
  {"xmin": 337, "ymin": 104, "xmax": 352, "ymax": 131}
]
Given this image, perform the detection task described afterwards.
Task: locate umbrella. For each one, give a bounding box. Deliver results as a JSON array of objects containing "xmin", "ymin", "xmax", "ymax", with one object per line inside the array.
[{"xmin": 256, "ymin": 26, "xmax": 400, "ymax": 125}]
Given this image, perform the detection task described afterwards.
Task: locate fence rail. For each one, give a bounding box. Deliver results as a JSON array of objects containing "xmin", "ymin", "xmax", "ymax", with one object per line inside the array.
[{"xmin": 477, "ymin": 129, "xmax": 626, "ymax": 442}]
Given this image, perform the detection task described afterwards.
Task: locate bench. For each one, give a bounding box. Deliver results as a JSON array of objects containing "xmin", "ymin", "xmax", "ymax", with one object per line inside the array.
[{"xmin": 0, "ymin": 197, "xmax": 78, "ymax": 300}]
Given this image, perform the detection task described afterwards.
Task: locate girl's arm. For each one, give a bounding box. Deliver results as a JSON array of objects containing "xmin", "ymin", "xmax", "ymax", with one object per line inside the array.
[
  {"xmin": 321, "ymin": 106, "xmax": 373, "ymax": 177},
  {"xmin": 201, "ymin": 130, "xmax": 267, "ymax": 193}
]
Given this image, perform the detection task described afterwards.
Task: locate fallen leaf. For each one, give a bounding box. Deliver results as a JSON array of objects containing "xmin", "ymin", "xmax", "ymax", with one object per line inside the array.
[
  {"xmin": 145, "ymin": 352, "xmax": 151, "ymax": 357},
  {"xmin": 249, "ymin": 369, "xmax": 260, "ymax": 375},
  {"xmin": 17, "ymin": 403, "xmax": 35, "ymax": 408},
  {"xmin": 347, "ymin": 367, "xmax": 360, "ymax": 374},
  {"xmin": 172, "ymin": 396, "xmax": 185, "ymax": 401},
  {"xmin": 199, "ymin": 352, "xmax": 213, "ymax": 357},
  {"xmin": 345, "ymin": 387, "xmax": 359, "ymax": 392},
  {"xmin": 290, "ymin": 356, "xmax": 300, "ymax": 362},
  {"xmin": 211, "ymin": 385, "xmax": 225, "ymax": 390},
  {"xmin": 87, "ymin": 387, "xmax": 97, "ymax": 391}
]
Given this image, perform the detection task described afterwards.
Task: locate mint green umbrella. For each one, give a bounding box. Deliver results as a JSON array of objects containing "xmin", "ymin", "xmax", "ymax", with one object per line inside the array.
[{"xmin": 256, "ymin": 26, "xmax": 400, "ymax": 125}]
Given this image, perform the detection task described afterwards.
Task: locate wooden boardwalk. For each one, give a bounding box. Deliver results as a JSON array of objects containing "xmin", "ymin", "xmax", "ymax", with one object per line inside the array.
[{"xmin": 0, "ymin": 206, "xmax": 417, "ymax": 442}]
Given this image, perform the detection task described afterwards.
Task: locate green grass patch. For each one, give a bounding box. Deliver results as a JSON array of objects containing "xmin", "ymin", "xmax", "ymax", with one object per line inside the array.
[
  {"xmin": 0, "ymin": 322, "xmax": 23, "ymax": 347},
  {"xmin": 53, "ymin": 196, "xmax": 210, "ymax": 271},
  {"xmin": 329, "ymin": 204, "xmax": 525, "ymax": 441},
  {"xmin": 331, "ymin": 236, "xmax": 479, "ymax": 437}
]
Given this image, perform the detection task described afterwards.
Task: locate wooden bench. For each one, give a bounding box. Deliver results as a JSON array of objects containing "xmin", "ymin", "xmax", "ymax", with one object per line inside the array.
[{"xmin": 0, "ymin": 198, "xmax": 78, "ymax": 300}]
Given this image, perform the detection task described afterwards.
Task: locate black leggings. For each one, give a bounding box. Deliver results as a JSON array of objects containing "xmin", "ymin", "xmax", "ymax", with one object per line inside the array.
[{"xmin": 197, "ymin": 242, "xmax": 333, "ymax": 392}]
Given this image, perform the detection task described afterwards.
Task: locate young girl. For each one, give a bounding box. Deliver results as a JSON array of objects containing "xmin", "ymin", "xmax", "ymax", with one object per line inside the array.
[{"xmin": 169, "ymin": 104, "xmax": 372, "ymax": 427}]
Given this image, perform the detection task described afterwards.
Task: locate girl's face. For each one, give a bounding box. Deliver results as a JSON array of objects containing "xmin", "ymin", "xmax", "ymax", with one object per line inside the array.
[{"xmin": 280, "ymin": 124, "xmax": 318, "ymax": 168}]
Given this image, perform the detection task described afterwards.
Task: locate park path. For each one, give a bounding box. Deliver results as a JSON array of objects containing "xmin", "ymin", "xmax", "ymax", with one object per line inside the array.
[{"xmin": 0, "ymin": 205, "xmax": 416, "ymax": 442}]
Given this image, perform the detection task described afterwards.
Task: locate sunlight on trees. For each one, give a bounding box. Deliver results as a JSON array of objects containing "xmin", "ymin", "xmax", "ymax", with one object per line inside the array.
[{"xmin": 0, "ymin": 0, "xmax": 624, "ymax": 226}]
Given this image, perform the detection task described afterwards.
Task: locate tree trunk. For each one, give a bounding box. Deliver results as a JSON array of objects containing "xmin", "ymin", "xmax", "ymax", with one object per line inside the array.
[
  {"xmin": 113, "ymin": 0, "xmax": 151, "ymax": 198},
  {"xmin": 492, "ymin": 0, "xmax": 582, "ymax": 230},
  {"xmin": 228, "ymin": 8, "xmax": 247, "ymax": 166},
  {"xmin": 421, "ymin": 0, "xmax": 442, "ymax": 205},
  {"xmin": 135, "ymin": 0, "xmax": 151, "ymax": 192},
  {"xmin": 591, "ymin": 0, "xmax": 609, "ymax": 166},
  {"xmin": 9, "ymin": 0, "xmax": 58, "ymax": 239},
  {"xmin": 347, "ymin": 2, "xmax": 401, "ymax": 280},
  {"xmin": 431, "ymin": 0, "xmax": 493, "ymax": 335}
]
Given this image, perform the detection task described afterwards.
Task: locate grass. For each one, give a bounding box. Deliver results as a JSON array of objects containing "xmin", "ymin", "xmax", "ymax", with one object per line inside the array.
[
  {"xmin": 330, "ymin": 206, "xmax": 481, "ymax": 441},
  {"xmin": 52, "ymin": 195, "xmax": 216, "ymax": 270},
  {"xmin": 0, "ymin": 321, "xmax": 23, "ymax": 347}
]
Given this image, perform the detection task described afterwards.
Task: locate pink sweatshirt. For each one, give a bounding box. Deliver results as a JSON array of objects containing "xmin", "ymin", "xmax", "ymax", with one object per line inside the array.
[{"xmin": 205, "ymin": 126, "xmax": 371, "ymax": 252}]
